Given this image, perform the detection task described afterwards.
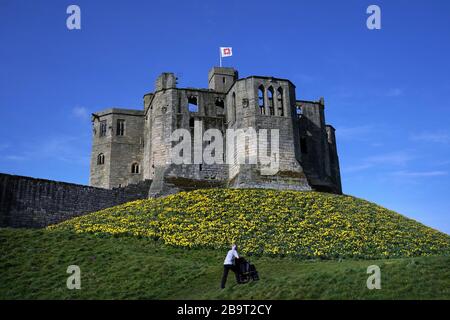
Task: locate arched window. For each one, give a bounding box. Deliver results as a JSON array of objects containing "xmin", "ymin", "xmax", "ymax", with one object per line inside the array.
[
  {"xmin": 131, "ymin": 163, "xmax": 140, "ymax": 174},
  {"xmin": 267, "ymin": 87, "xmax": 274, "ymax": 116},
  {"xmin": 97, "ymin": 153, "xmax": 105, "ymax": 165},
  {"xmin": 188, "ymin": 96, "xmax": 198, "ymax": 112},
  {"xmin": 258, "ymin": 86, "xmax": 265, "ymax": 115},
  {"xmin": 277, "ymin": 87, "xmax": 284, "ymax": 116}
]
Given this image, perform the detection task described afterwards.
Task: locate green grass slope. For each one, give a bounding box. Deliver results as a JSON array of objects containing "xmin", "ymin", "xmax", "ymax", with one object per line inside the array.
[
  {"xmin": 1, "ymin": 228, "xmax": 449, "ymax": 299},
  {"xmin": 51, "ymin": 189, "xmax": 450, "ymax": 259},
  {"xmin": 1, "ymin": 189, "xmax": 449, "ymax": 299}
]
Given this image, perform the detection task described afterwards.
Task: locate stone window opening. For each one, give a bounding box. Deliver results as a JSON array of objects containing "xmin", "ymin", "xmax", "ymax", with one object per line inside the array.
[
  {"xmin": 188, "ymin": 96, "xmax": 198, "ymax": 113},
  {"xmin": 99, "ymin": 120, "xmax": 107, "ymax": 137},
  {"xmin": 296, "ymin": 105, "xmax": 303, "ymax": 118},
  {"xmin": 277, "ymin": 87, "xmax": 284, "ymax": 116},
  {"xmin": 97, "ymin": 153, "xmax": 105, "ymax": 165},
  {"xmin": 177, "ymin": 95, "xmax": 182, "ymax": 113},
  {"xmin": 222, "ymin": 77, "xmax": 226, "ymax": 84},
  {"xmin": 268, "ymin": 87, "xmax": 275, "ymax": 116},
  {"xmin": 258, "ymin": 86, "xmax": 265, "ymax": 114},
  {"xmin": 131, "ymin": 162, "xmax": 140, "ymax": 174},
  {"xmin": 215, "ymin": 98, "xmax": 224, "ymax": 111},
  {"xmin": 116, "ymin": 119, "xmax": 125, "ymax": 136},
  {"xmin": 199, "ymin": 164, "xmax": 203, "ymax": 171}
]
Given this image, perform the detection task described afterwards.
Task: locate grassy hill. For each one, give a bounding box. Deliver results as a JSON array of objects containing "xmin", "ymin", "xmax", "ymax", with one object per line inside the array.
[
  {"xmin": 1, "ymin": 189, "xmax": 449, "ymax": 299},
  {"xmin": 1, "ymin": 228, "xmax": 449, "ymax": 299},
  {"xmin": 51, "ymin": 189, "xmax": 449, "ymax": 259}
]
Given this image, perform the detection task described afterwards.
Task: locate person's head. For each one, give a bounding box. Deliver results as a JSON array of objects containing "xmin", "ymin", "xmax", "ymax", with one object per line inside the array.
[{"xmin": 232, "ymin": 244, "xmax": 237, "ymax": 251}]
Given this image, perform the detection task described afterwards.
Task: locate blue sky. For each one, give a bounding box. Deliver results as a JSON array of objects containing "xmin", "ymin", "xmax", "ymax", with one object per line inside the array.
[{"xmin": 1, "ymin": 0, "xmax": 449, "ymax": 234}]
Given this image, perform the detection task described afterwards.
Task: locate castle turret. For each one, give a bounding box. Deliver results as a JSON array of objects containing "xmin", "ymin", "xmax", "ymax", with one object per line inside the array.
[
  {"xmin": 208, "ymin": 67, "xmax": 238, "ymax": 93},
  {"xmin": 155, "ymin": 72, "xmax": 177, "ymax": 91}
]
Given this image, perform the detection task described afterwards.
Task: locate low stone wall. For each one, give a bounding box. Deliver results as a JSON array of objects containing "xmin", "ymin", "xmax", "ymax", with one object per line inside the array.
[{"xmin": 0, "ymin": 173, "xmax": 152, "ymax": 228}]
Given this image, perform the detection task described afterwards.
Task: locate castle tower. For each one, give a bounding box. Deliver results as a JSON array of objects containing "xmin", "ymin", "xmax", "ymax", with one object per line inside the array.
[
  {"xmin": 90, "ymin": 108, "xmax": 144, "ymax": 189},
  {"xmin": 142, "ymin": 73, "xmax": 177, "ymax": 183},
  {"xmin": 225, "ymin": 75, "xmax": 311, "ymax": 190},
  {"xmin": 208, "ymin": 67, "xmax": 238, "ymax": 93}
]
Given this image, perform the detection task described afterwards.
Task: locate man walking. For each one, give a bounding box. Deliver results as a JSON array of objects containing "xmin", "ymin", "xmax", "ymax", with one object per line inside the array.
[{"xmin": 221, "ymin": 244, "xmax": 240, "ymax": 289}]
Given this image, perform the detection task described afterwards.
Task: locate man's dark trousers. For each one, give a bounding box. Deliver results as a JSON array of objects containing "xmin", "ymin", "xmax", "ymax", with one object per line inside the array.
[{"xmin": 221, "ymin": 264, "xmax": 238, "ymax": 288}]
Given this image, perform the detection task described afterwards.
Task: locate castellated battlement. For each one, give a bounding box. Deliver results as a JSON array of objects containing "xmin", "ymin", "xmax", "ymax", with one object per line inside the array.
[{"xmin": 90, "ymin": 67, "xmax": 342, "ymax": 196}]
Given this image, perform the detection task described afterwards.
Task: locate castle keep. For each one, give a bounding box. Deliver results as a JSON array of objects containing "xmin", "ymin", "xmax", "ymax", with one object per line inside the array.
[
  {"xmin": 90, "ymin": 67, "xmax": 342, "ymax": 195},
  {"xmin": 0, "ymin": 67, "xmax": 343, "ymax": 228}
]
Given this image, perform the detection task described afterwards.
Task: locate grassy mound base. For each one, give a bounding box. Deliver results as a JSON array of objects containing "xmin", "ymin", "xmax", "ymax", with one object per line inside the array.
[
  {"xmin": 1, "ymin": 228, "xmax": 449, "ymax": 299},
  {"xmin": 50, "ymin": 189, "xmax": 450, "ymax": 259}
]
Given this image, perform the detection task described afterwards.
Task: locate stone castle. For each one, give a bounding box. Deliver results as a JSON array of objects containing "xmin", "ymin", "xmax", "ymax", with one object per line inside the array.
[
  {"xmin": 90, "ymin": 67, "xmax": 342, "ymax": 196},
  {"xmin": 0, "ymin": 67, "xmax": 343, "ymax": 228}
]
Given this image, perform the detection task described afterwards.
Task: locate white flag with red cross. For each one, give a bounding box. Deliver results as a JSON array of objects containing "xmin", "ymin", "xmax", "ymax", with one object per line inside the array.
[{"xmin": 220, "ymin": 47, "xmax": 233, "ymax": 58}]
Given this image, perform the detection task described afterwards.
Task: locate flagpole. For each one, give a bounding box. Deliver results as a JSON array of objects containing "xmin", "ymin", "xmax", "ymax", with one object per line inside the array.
[{"xmin": 219, "ymin": 48, "xmax": 222, "ymax": 67}]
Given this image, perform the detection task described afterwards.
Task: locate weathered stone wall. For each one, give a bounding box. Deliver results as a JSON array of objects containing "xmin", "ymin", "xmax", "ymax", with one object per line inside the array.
[
  {"xmin": 326, "ymin": 125, "xmax": 342, "ymax": 194},
  {"xmin": 144, "ymin": 87, "xmax": 176, "ymax": 181},
  {"xmin": 0, "ymin": 173, "xmax": 152, "ymax": 228},
  {"xmin": 145, "ymin": 73, "xmax": 230, "ymax": 196},
  {"xmin": 297, "ymin": 99, "xmax": 342, "ymax": 193}
]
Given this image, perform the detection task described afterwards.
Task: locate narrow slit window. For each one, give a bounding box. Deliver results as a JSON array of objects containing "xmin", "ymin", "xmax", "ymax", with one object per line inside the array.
[
  {"xmin": 277, "ymin": 87, "xmax": 284, "ymax": 116},
  {"xmin": 268, "ymin": 87, "xmax": 275, "ymax": 116},
  {"xmin": 232, "ymin": 92, "xmax": 236, "ymax": 121}
]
